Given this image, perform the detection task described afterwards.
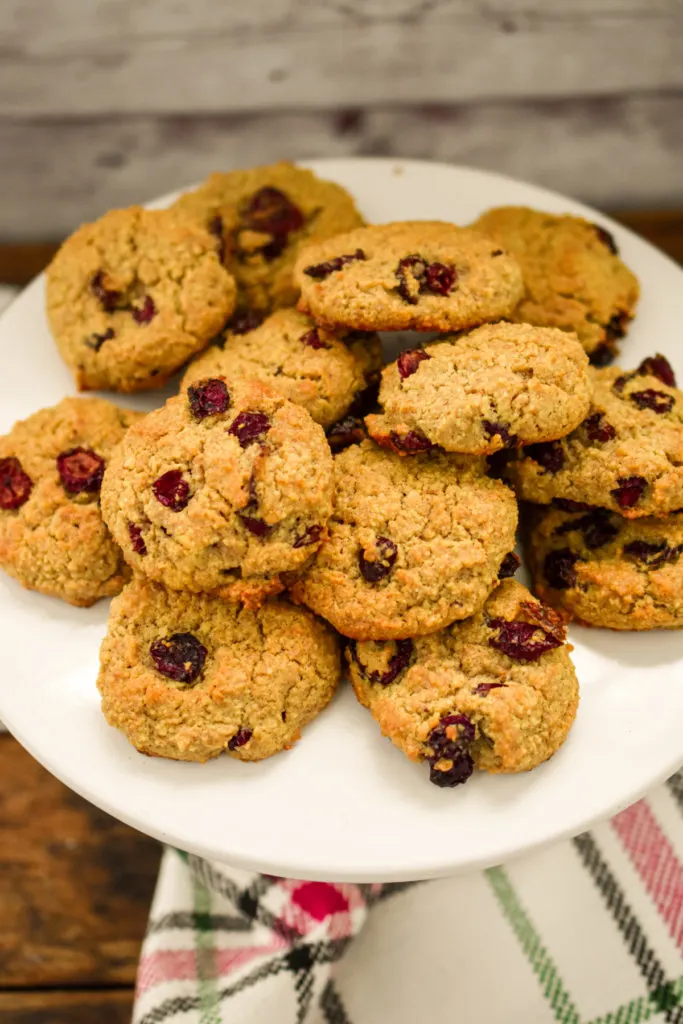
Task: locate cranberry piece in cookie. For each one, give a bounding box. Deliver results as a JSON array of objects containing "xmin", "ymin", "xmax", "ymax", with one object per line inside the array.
[
  {"xmin": 544, "ymin": 549, "xmax": 580, "ymax": 589},
  {"xmin": 153, "ymin": 469, "xmax": 191, "ymax": 512},
  {"xmin": 488, "ymin": 617, "xmax": 563, "ymax": 662},
  {"xmin": 612, "ymin": 475, "xmax": 647, "ymax": 509},
  {"xmin": 150, "ymin": 632, "xmax": 207, "ymax": 684},
  {"xmin": 303, "ymin": 249, "xmax": 366, "ymax": 280},
  {"xmin": 128, "ymin": 522, "xmax": 147, "ymax": 556},
  {"xmin": 90, "ymin": 270, "xmax": 121, "ymax": 312},
  {"xmin": 0, "ymin": 456, "xmax": 33, "ymax": 510},
  {"xmin": 228, "ymin": 411, "xmax": 271, "ymax": 448},
  {"xmin": 228, "ymin": 728, "xmax": 253, "ymax": 750},
  {"xmin": 637, "ymin": 354, "xmax": 676, "ymax": 388},
  {"xmin": 358, "ymin": 536, "xmax": 398, "ymax": 583},
  {"xmin": 131, "ymin": 295, "xmax": 157, "ymax": 324},
  {"xmin": 57, "ymin": 447, "xmax": 105, "ymax": 494},
  {"xmin": 188, "ymin": 378, "xmax": 231, "ymax": 420},
  {"xmin": 630, "ymin": 389, "xmax": 674, "ymax": 415},
  {"xmin": 397, "ymin": 348, "xmax": 430, "ymax": 380},
  {"xmin": 428, "ymin": 714, "xmax": 475, "ymax": 787},
  {"xmin": 498, "ymin": 552, "xmax": 520, "ymax": 579}
]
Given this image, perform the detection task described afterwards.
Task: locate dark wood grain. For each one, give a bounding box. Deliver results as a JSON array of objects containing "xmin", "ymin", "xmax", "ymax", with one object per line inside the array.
[
  {"xmin": 0, "ymin": 735, "xmax": 159, "ymax": 988},
  {"xmin": 0, "ymin": 210, "xmax": 681, "ymax": 288},
  {"xmin": 0, "ymin": 989, "xmax": 133, "ymax": 1024}
]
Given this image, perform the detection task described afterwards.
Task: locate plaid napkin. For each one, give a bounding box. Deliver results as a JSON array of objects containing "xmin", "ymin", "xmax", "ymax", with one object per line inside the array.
[{"xmin": 134, "ymin": 770, "xmax": 683, "ymax": 1024}]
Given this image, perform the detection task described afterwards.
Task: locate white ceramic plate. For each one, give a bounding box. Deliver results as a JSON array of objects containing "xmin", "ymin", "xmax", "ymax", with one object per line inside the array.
[{"xmin": 1, "ymin": 158, "xmax": 682, "ymax": 882}]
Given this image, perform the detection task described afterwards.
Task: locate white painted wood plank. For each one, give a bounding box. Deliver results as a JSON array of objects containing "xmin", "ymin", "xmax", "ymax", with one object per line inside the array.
[
  {"xmin": 1, "ymin": 0, "xmax": 682, "ymax": 114},
  {"xmin": 1, "ymin": 93, "xmax": 682, "ymax": 239}
]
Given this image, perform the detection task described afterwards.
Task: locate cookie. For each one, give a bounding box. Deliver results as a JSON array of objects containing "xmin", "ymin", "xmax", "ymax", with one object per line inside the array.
[
  {"xmin": 525, "ymin": 503, "xmax": 683, "ymax": 630},
  {"xmin": 509, "ymin": 357, "xmax": 683, "ymax": 518},
  {"xmin": 173, "ymin": 161, "xmax": 364, "ymax": 311},
  {"xmin": 289, "ymin": 440, "xmax": 518, "ymax": 639},
  {"xmin": 365, "ymin": 322, "xmax": 590, "ymax": 456},
  {"xmin": 100, "ymin": 377, "xmax": 334, "ymax": 605},
  {"xmin": 181, "ymin": 308, "xmax": 382, "ymax": 430},
  {"xmin": 46, "ymin": 206, "xmax": 236, "ymax": 393},
  {"xmin": 0, "ymin": 397, "xmax": 139, "ymax": 606},
  {"xmin": 293, "ymin": 221, "xmax": 524, "ymax": 332},
  {"xmin": 348, "ymin": 579, "xmax": 579, "ymax": 786},
  {"xmin": 471, "ymin": 206, "xmax": 640, "ymax": 364},
  {"xmin": 98, "ymin": 578, "xmax": 341, "ymax": 762}
]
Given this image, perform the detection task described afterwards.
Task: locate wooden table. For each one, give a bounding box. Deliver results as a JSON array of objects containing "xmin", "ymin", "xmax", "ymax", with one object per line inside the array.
[{"xmin": 1, "ymin": 209, "xmax": 681, "ymax": 1023}]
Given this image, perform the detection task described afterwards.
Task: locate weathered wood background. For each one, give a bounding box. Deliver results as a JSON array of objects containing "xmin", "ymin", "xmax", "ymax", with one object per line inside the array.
[{"xmin": 2, "ymin": 0, "xmax": 683, "ymax": 239}]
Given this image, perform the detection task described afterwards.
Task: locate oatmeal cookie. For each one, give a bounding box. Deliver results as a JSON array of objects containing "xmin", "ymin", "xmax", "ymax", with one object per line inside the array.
[
  {"xmin": 182, "ymin": 308, "xmax": 382, "ymax": 430},
  {"xmin": 348, "ymin": 579, "xmax": 579, "ymax": 786},
  {"xmin": 173, "ymin": 161, "xmax": 364, "ymax": 311},
  {"xmin": 100, "ymin": 378, "xmax": 334, "ymax": 605},
  {"xmin": 0, "ymin": 396, "xmax": 139, "ymax": 606},
  {"xmin": 294, "ymin": 221, "xmax": 524, "ymax": 332},
  {"xmin": 98, "ymin": 578, "xmax": 340, "ymax": 762},
  {"xmin": 525, "ymin": 502, "xmax": 683, "ymax": 630},
  {"xmin": 366, "ymin": 322, "xmax": 590, "ymax": 455},
  {"xmin": 289, "ymin": 440, "xmax": 518, "ymax": 639},
  {"xmin": 46, "ymin": 206, "xmax": 236, "ymax": 392},
  {"xmin": 471, "ymin": 206, "xmax": 640, "ymax": 364},
  {"xmin": 509, "ymin": 357, "xmax": 683, "ymax": 518}
]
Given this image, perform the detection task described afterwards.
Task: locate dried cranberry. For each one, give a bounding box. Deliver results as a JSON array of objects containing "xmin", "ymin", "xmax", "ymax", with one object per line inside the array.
[
  {"xmin": 552, "ymin": 498, "xmax": 593, "ymax": 513},
  {"xmin": 188, "ymin": 378, "xmax": 230, "ymax": 420},
  {"xmin": 326, "ymin": 416, "xmax": 367, "ymax": 453},
  {"xmin": 630, "ymin": 389, "xmax": 674, "ymax": 415},
  {"xmin": 589, "ymin": 343, "xmax": 616, "ymax": 368},
  {"xmin": 584, "ymin": 412, "xmax": 616, "ymax": 443},
  {"xmin": 358, "ymin": 536, "xmax": 398, "ymax": 583},
  {"xmin": 556, "ymin": 508, "xmax": 618, "ymax": 549},
  {"xmin": 90, "ymin": 270, "xmax": 121, "ymax": 312},
  {"xmin": 594, "ymin": 224, "xmax": 619, "ymax": 255},
  {"xmin": 56, "ymin": 448, "xmax": 105, "ymax": 494},
  {"xmin": 623, "ymin": 540, "xmax": 682, "ymax": 568},
  {"xmin": 228, "ymin": 412, "xmax": 271, "ymax": 448},
  {"xmin": 0, "ymin": 457, "xmax": 33, "ymax": 510},
  {"xmin": 293, "ymin": 524, "xmax": 323, "ymax": 549},
  {"xmin": 150, "ymin": 632, "xmax": 207, "ymax": 684},
  {"xmin": 483, "ymin": 422, "xmax": 518, "ymax": 449},
  {"xmin": 85, "ymin": 326, "xmax": 115, "ymax": 351},
  {"xmin": 208, "ymin": 214, "xmax": 226, "ymax": 263},
  {"xmin": 300, "ymin": 328, "xmax": 329, "ymax": 350},
  {"xmin": 488, "ymin": 617, "xmax": 563, "ymax": 662},
  {"xmin": 349, "ymin": 638, "xmax": 413, "ymax": 687},
  {"xmin": 244, "ymin": 187, "xmax": 303, "ymax": 239},
  {"xmin": 605, "ymin": 312, "xmax": 629, "ymax": 342},
  {"xmin": 128, "ymin": 522, "xmax": 147, "ymax": 555},
  {"xmin": 239, "ymin": 514, "xmax": 272, "ymax": 537},
  {"xmin": 498, "ymin": 552, "xmax": 520, "ymax": 579},
  {"xmin": 475, "ymin": 682, "xmax": 506, "ymax": 695},
  {"xmin": 153, "ymin": 470, "xmax": 190, "ymax": 511},
  {"xmin": 131, "ymin": 295, "xmax": 157, "ymax": 324},
  {"xmin": 544, "ymin": 549, "xmax": 580, "ymax": 589},
  {"xmin": 303, "ymin": 249, "xmax": 366, "ymax": 280},
  {"xmin": 526, "ymin": 441, "xmax": 564, "ymax": 473},
  {"xmin": 612, "ymin": 475, "xmax": 647, "ymax": 509},
  {"xmin": 637, "ymin": 354, "xmax": 676, "ymax": 388},
  {"xmin": 397, "ymin": 348, "xmax": 430, "ymax": 380},
  {"xmin": 228, "ymin": 728, "xmax": 253, "ymax": 750},
  {"xmin": 389, "ymin": 431, "xmax": 434, "ymax": 454},
  {"xmin": 427, "ymin": 714, "xmax": 475, "ymax": 787},
  {"xmin": 613, "ymin": 373, "xmax": 634, "ymax": 394},
  {"xmin": 395, "ymin": 255, "xmax": 456, "ymax": 304},
  {"xmin": 228, "ymin": 311, "xmax": 265, "ymax": 335}
]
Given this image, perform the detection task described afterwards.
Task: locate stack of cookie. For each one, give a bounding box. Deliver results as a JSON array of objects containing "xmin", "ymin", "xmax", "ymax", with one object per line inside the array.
[{"xmin": 0, "ymin": 160, "xmax": 662, "ymax": 791}]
